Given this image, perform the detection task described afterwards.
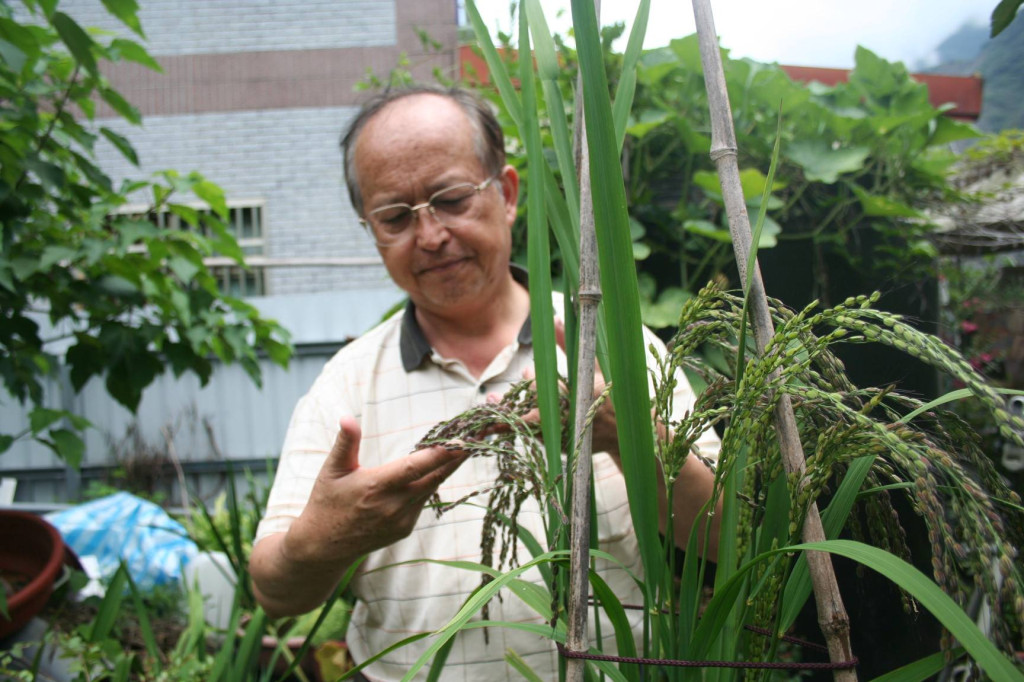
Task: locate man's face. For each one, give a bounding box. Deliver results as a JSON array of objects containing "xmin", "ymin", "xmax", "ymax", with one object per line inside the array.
[{"xmin": 353, "ymin": 94, "xmax": 518, "ymax": 317}]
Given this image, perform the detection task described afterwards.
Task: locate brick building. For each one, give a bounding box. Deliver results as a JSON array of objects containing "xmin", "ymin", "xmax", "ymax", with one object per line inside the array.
[{"xmin": 67, "ymin": 0, "xmax": 460, "ymax": 296}]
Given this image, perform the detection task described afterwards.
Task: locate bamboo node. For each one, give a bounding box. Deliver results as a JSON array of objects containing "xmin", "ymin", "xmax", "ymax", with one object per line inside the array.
[{"xmin": 709, "ymin": 146, "xmax": 738, "ymax": 161}]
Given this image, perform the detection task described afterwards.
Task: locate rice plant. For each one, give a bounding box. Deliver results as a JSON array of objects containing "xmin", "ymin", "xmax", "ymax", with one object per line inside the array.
[{"xmin": 386, "ymin": 1, "xmax": 1024, "ymax": 680}]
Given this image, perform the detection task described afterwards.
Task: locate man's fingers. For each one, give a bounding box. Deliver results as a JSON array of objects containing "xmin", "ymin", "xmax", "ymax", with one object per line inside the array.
[
  {"xmin": 385, "ymin": 444, "xmax": 467, "ymax": 489},
  {"xmin": 322, "ymin": 416, "xmax": 362, "ymax": 476},
  {"xmin": 554, "ymin": 317, "xmax": 566, "ymax": 351}
]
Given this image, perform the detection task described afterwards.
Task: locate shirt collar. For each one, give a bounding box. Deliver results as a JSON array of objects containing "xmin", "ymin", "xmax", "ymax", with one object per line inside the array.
[{"xmin": 399, "ymin": 264, "xmax": 532, "ymax": 372}]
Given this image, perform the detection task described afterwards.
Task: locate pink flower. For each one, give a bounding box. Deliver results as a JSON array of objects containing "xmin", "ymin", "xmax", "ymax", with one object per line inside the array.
[{"xmin": 961, "ymin": 321, "xmax": 979, "ymax": 334}]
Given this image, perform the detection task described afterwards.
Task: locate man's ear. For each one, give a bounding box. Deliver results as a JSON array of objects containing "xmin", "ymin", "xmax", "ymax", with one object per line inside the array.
[{"xmin": 498, "ymin": 164, "xmax": 519, "ymax": 223}]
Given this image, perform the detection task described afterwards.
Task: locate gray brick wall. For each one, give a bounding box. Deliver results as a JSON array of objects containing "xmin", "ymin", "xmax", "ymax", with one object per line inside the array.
[
  {"xmin": 95, "ymin": 107, "xmax": 391, "ymax": 295},
  {"xmin": 54, "ymin": 0, "xmax": 396, "ymax": 54}
]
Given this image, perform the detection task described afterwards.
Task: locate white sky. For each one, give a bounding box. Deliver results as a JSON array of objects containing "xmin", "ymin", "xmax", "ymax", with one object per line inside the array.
[{"xmin": 468, "ymin": 0, "xmax": 992, "ymax": 70}]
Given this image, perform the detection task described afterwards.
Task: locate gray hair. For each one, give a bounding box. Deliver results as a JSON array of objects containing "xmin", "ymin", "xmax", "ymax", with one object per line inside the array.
[{"xmin": 340, "ymin": 85, "xmax": 506, "ymax": 217}]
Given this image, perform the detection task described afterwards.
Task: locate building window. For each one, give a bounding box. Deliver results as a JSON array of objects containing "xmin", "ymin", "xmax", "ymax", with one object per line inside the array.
[{"xmin": 123, "ymin": 201, "xmax": 267, "ymax": 297}]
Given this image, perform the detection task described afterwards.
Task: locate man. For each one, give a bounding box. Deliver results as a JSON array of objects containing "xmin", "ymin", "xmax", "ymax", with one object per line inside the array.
[{"xmin": 250, "ymin": 85, "xmax": 720, "ymax": 681}]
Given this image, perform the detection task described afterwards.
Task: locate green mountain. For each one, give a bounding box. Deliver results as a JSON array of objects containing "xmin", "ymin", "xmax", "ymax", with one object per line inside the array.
[{"xmin": 924, "ymin": 14, "xmax": 1024, "ymax": 132}]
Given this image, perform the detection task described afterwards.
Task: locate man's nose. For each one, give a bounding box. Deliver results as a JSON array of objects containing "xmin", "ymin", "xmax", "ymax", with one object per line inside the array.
[{"xmin": 412, "ymin": 206, "xmax": 450, "ymax": 248}]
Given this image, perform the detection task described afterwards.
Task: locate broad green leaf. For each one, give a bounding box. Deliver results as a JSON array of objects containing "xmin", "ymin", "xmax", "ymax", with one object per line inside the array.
[
  {"xmin": 100, "ymin": 127, "xmax": 139, "ymax": 165},
  {"xmin": 692, "ymin": 170, "xmax": 721, "ymax": 196},
  {"xmin": 115, "ymin": 217, "xmax": 158, "ymax": 244},
  {"xmin": 991, "ymin": 0, "xmax": 1023, "ymax": 37},
  {"xmin": 110, "ymin": 38, "xmax": 162, "ymax": 71},
  {"xmin": 40, "ymin": 245, "xmax": 78, "ymax": 270},
  {"xmin": 24, "ymin": 158, "xmax": 66, "ymax": 189},
  {"xmin": 168, "ymin": 255, "xmax": 201, "ymax": 284},
  {"xmin": 0, "ymin": 263, "xmax": 14, "ymax": 292},
  {"xmin": 625, "ymin": 108, "xmax": 670, "ymax": 139},
  {"xmin": 0, "ymin": 18, "xmax": 42, "ymax": 64},
  {"xmin": 99, "ymin": 87, "xmax": 141, "ymax": 124},
  {"xmin": 52, "ymin": 12, "xmax": 98, "ymax": 76},
  {"xmin": 641, "ymin": 286, "xmax": 691, "ymax": 329},
  {"xmin": 29, "ymin": 407, "xmax": 65, "ymax": 433},
  {"xmin": 930, "ymin": 116, "xmax": 980, "ymax": 146},
  {"xmin": 684, "ymin": 219, "xmax": 729, "ymax": 243},
  {"xmin": 193, "ymin": 179, "xmax": 228, "ymax": 218},
  {"xmin": 850, "ymin": 184, "xmax": 924, "ymax": 218},
  {"xmin": 0, "ymin": 38, "xmax": 27, "ymax": 72},
  {"xmin": 738, "ymin": 167, "xmax": 785, "ymax": 200},
  {"xmin": 787, "ymin": 140, "xmax": 870, "ymax": 183},
  {"xmin": 100, "ymin": 0, "xmax": 144, "ymax": 37}
]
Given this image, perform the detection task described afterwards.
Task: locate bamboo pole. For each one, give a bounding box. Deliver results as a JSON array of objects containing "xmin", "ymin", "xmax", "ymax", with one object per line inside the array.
[
  {"xmin": 689, "ymin": 1, "xmax": 857, "ymax": 679},
  {"xmin": 565, "ymin": 6, "xmax": 601, "ymax": 680}
]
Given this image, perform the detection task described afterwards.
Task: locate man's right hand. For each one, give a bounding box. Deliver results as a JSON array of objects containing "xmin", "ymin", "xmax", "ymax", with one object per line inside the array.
[{"xmin": 250, "ymin": 416, "xmax": 468, "ymax": 617}]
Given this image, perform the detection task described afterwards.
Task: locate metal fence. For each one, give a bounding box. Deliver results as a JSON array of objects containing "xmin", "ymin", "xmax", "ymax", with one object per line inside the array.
[{"xmin": 0, "ymin": 286, "xmax": 403, "ymax": 507}]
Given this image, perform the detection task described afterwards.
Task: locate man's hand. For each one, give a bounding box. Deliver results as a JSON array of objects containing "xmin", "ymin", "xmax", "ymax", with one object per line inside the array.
[
  {"xmin": 502, "ymin": 320, "xmax": 722, "ymax": 557},
  {"xmin": 250, "ymin": 416, "xmax": 468, "ymax": 617},
  {"xmin": 508, "ymin": 319, "xmax": 620, "ymax": 455}
]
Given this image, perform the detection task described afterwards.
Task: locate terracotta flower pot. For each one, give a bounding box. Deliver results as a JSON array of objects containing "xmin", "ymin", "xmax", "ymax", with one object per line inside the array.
[{"xmin": 0, "ymin": 511, "xmax": 66, "ymax": 639}]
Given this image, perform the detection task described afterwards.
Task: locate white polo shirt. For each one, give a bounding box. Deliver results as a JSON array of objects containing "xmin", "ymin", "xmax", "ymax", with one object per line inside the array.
[{"xmin": 256, "ymin": 275, "xmax": 720, "ymax": 681}]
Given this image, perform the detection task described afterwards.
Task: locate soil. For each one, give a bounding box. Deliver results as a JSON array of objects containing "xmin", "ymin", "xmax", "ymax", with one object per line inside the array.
[{"xmin": 39, "ymin": 594, "xmax": 188, "ymax": 656}]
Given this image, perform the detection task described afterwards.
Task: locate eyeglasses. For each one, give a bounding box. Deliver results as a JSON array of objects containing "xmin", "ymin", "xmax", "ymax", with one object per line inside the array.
[{"xmin": 360, "ymin": 174, "xmax": 501, "ymax": 247}]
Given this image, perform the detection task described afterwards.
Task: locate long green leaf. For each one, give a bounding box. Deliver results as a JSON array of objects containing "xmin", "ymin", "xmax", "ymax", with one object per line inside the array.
[
  {"xmin": 869, "ymin": 648, "xmax": 966, "ymax": 682},
  {"xmin": 780, "ymin": 454, "xmax": 875, "ymax": 629},
  {"xmin": 400, "ymin": 551, "xmax": 565, "ymax": 681},
  {"xmin": 524, "ymin": 0, "xmax": 580, "ymax": 221},
  {"xmin": 125, "ymin": 570, "xmax": 161, "ymax": 661},
  {"xmin": 465, "ymin": 0, "xmax": 523, "ymax": 130},
  {"xmin": 506, "ymin": 649, "xmax": 547, "ymax": 682},
  {"xmin": 589, "ymin": 570, "xmax": 640, "ymax": 681},
  {"xmin": 571, "ymin": 0, "xmax": 664, "ymax": 601},
  {"xmin": 520, "ymin": 7, "xmax": 563, "ymax": 509},
  {"xmin": 795, "ymin": 540, "xmax": 1024, "ymax": 682},
  {"xmin": 612, "ymin": 0, "xmax": 651, "ymax": 150},
  {"xmin": 89, "ymin": 562, "xmax": 129, "ymax": 642},
  {"xmin": 899, "ymin": 387, "xmax": 1023, "ymax": 424},
  {"xmin": 698, "ymin": 540, "xmax": 1023, "ymax": 681},
  {"xmin": 425, "ymin": 637, "xmax": 456, "ymax": 682}
]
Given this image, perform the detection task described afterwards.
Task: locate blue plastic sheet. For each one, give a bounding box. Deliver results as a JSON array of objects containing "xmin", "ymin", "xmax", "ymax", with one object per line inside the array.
[{"xmin": 46, "ymin": 492, "xmax": 198, "ymax": 589}]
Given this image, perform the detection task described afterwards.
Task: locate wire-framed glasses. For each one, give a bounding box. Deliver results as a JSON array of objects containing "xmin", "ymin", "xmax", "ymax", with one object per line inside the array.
[{"xmin": 359, "ymin": 174, "xmax": 501, "ymax": 247}]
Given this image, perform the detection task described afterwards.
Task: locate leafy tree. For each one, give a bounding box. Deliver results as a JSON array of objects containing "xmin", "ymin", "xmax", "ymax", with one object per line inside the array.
[
  {"xmin": 0, "ymin": 1, "xmax": 292, "ymax": 466},
  {"xmin": 474, "ymin": 34, "xmax": 980, "ymax": 337}
]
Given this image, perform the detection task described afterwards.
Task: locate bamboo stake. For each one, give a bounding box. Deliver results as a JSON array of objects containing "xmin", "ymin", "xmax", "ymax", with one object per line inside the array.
[
  {"xmin": 565, "ymin": 5, "xmax": 600, "ymax": 680},
  {"xmin": 689, "ymin": 2, "xmax": 857, "ymax": 679}
]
